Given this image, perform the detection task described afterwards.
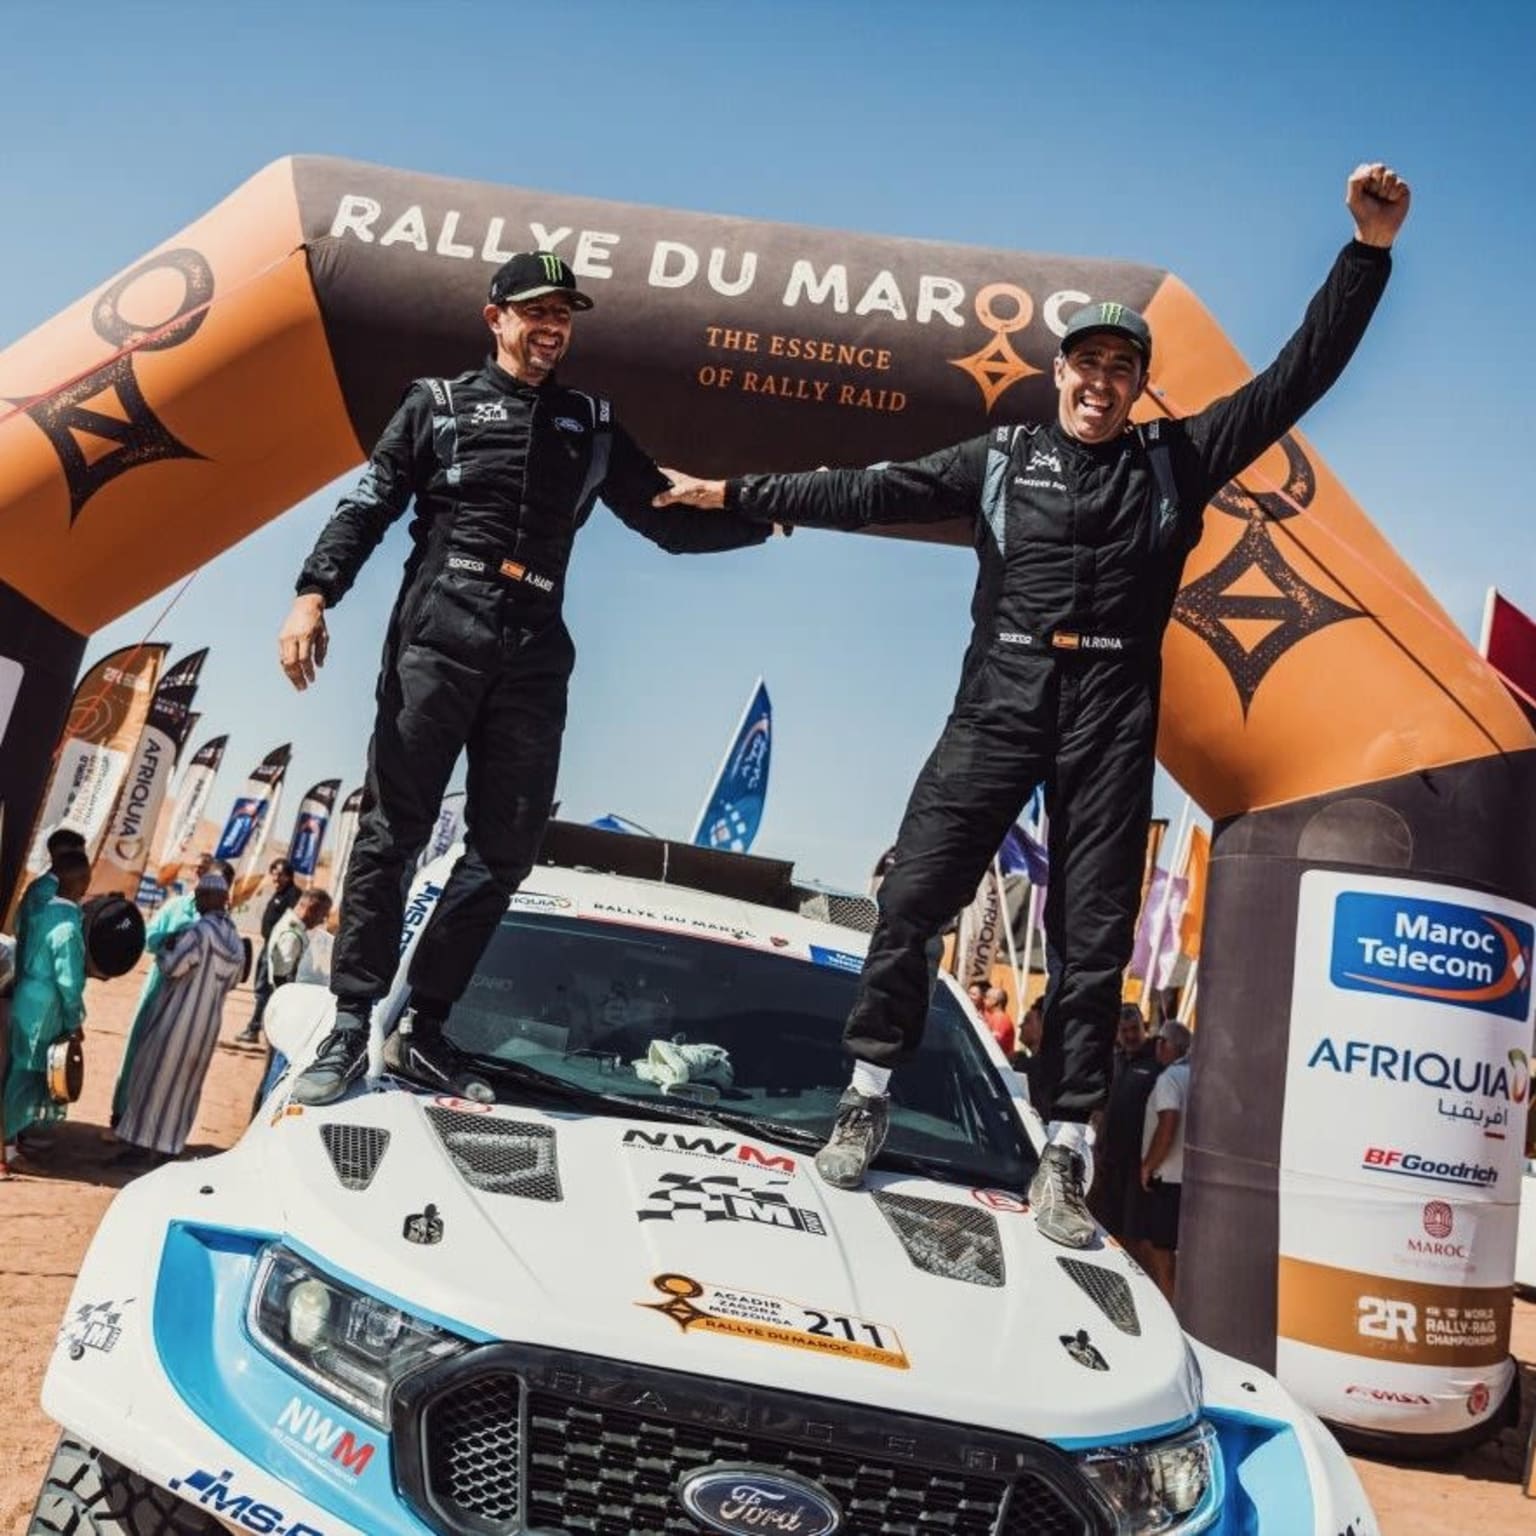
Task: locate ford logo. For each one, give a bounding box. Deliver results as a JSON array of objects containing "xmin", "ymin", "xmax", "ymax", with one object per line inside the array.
[{"xmin": 678, "ymin": 1464, "xmax": 841, "ymax": 1534}]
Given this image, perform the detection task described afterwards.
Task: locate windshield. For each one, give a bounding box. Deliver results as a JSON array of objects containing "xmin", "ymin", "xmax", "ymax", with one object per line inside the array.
[{"xmin": 439, "ymin": 913, "xmax": 1036, "ymax": 1189}]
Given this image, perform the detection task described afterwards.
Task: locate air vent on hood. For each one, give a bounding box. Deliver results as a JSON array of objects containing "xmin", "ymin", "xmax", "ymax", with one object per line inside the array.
[
  {"xmin": 319, "ymin": 1124, "xmax": 391, "ymax": 1191},
  {"xmin": 1057, "ymin": 1257, "xmax": 1141, "ymax": 1336},
  {"xmin": 425, "ymin": 1108, "xmax": 562, "ymax": 1200},
  {"xmin": 873, "ymin": 1192, "xmax": 1004, "ymax": 1287}
]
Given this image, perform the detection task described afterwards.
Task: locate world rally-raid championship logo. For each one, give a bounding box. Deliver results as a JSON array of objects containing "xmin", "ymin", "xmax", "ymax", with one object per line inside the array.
[{"xmin": 1331, "ymin": 892, "xmax": 1533, "ymax": 1021}]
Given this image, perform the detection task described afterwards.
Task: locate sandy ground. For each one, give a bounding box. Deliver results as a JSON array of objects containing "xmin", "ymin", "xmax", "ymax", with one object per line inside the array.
[{"xmin": 1, "ymin": 965, "xmax": 1532, "ymax": 1534}]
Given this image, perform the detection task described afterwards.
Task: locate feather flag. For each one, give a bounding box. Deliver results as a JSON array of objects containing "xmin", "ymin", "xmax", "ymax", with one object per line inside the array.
[{"xmin": 691, "ymin": 679, "xmax": 771, "ymax": 855}]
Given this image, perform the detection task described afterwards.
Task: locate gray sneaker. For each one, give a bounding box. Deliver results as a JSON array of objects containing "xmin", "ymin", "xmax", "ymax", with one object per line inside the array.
[
  {"xmin": 1028, "ymin": 1143, "xmax": 1097, "ymax": 1248},
  {"xmin": 291, "ymin": 1024, "xmax": 369, "ymax": 1106},
  {"xmin": 815, "ymin": 1088, "xmax": 890, "ymax": 1190}
]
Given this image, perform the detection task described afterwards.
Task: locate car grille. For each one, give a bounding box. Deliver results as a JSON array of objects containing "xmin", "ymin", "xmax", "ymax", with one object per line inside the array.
[
  {"xmin": 396, "ymin": 1344, "xmax": 1102, "ymax": 1536},
  {"xmin": 423, "ymin": 1371, "xmax": 521, "ymax": 1524}
]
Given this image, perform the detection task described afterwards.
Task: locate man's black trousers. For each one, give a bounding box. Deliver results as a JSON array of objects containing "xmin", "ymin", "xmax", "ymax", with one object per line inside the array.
[
  {"xmin": 845, "ymin": 648, "xmax": 1157, "ymax": 1122},
  {"xmin": 331, "ymin": 592, "xmax": 574, "ymax": 1016}
]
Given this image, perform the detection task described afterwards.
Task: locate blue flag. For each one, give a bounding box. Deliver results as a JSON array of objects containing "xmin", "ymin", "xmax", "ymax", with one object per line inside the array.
[
  {"xmin": 692, "ymin": 679, "xmax": 772, "ymax": 854},
  {"xmin": 997, "ymin": 814, "xmax": 1049, "ymax": 884},
  {"xmin": 590, "ymin": 813, "xmax": 654, "ymax": 836}
]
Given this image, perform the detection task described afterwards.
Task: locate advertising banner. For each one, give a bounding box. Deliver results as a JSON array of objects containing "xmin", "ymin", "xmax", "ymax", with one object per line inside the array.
[
  {"xmin": 22, "ymin": 643, "xmax": 167, "ymax": 880},
  {"xmin": 215, "ymin": 745, "xmax": 292, "ymax": 906},
  {"xmin": 1277, "ymin": 870, "xmax": 1535, "ymax": 1437},
  {"xmin": 328, "ymin": 786, "xmax": 364, "ymax": 910},
  {"xmin": 954, "ymin": 866, "xmax": 1007, "ymax": 991},
  {"xmin": 156, "ymin": 734, "xmax": 227, "ymax": 886},
  {"xmin": 691, "ymin": 679, "xmax": 771, "ymax": 855},
  {"xmin": 417, "ymin": 788, "xmax": 466, "ymax": 871},
  {"xmin": 288, "ymin": 778, "xmax": 341, "ymax": 879},
  {"xmin": 90, "ymin": 648, "xmax": 207, "ymax": 896}
]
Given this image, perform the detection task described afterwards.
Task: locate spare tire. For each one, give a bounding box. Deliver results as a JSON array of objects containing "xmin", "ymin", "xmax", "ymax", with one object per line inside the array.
[{"xmin": 81, "ymin": 894, "xmax": 146, "ymax": 979}]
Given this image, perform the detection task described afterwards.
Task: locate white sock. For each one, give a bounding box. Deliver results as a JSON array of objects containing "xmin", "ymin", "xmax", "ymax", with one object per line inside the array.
[
  {"xmin": 1046, "ymin": 1120, "xmax": 1095, "ymax": 1188},
  {"xmin": 850, "ymin": 1060, "xmax": 892, "ymax": 1098},
  {"xmin": 1047, "ymin": 1119, "xmax": 1095, "ymax": 1153}
]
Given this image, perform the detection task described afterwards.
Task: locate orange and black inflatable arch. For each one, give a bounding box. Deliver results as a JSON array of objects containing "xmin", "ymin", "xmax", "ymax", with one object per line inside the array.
[{"xmin": 1, "ymin": 157, "xmax": 1532, "ymax": 1444}]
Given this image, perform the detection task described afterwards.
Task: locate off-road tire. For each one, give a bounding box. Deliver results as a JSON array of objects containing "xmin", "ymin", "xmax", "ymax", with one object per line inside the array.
[{"xmin": 27, "ymin": 1435, "xmax": 221, "ymax": 1535}]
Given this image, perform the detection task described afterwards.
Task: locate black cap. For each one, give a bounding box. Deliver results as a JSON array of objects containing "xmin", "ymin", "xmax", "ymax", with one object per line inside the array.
[
  {"xmin": 1060, "ymin": 300, "xmax": 1152, "ymax": 365},
  {"xmin": 488, "ymin": 251, "xmax": 594, "ymax": 311},
  {"xmin": 81, "ymin": 893, "xmax": 146, "ymax": 979}
]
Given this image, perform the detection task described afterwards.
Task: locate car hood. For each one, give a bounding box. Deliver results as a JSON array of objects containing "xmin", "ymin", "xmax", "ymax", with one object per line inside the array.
[{"xmin": 259, "ymin": 1085, "xmax": 1196, "ymax": 1445}]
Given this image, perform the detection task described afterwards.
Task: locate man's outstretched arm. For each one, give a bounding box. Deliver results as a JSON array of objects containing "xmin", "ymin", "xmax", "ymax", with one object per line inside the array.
[
  {"xmin": 599, "ymin": 423, "xmax": 773, "ymax": 554},
  {"xmin": 1180, "ymin": 162, "xmax": 1410, "ymax": 503},
  {"xmin": 655, "ymin": 438, "xmax": 988, "ymax": 529},
  {"xmin": 278, "ymin": 385, "xmax": 433, "ymax": 690}
]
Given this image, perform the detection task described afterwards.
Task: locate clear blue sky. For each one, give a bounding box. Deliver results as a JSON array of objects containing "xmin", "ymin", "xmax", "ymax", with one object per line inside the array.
[{"xmin": 3, "ymin": 1, "xmax": 1532, "ymax": 889}]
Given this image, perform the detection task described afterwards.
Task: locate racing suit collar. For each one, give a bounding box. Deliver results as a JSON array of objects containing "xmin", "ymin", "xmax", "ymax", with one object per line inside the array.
[
  {"xmin": 482, "ymin": 355, "xmax": 556, "ymax": 396},
  {"xmin": 1048, "ymin": 419, "xmax": 1130, "ymax": 463}
]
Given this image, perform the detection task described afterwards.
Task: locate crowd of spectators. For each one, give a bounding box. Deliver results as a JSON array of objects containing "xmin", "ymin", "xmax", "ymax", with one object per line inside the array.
[{"xmin": 2, "ymin": 848, "xmax": 334, "ymax": 1178}]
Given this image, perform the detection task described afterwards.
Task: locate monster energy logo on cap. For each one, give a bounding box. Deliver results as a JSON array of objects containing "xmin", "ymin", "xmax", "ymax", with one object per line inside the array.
[
  {"xmin": 489, "ymin": 250, "xmax": 595, "ymax": 311},
  {"xmin": 1061, "ymin": 298, "xmax": 1152, "ymax": 363}
]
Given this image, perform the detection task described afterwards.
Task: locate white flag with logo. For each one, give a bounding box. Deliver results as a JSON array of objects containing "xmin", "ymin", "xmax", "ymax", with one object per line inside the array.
[
  {"xmin": 955, "ymin": 866, "xmax": 1006, "ymax": 989},
  {"xmin": 23, "ymin": 643, "xmax": 167, "ymax": 881},
  {"xmin": 157, "ymin": 734, "xmax": 227, "ymax": 887},
  {"xmin": 91, "ymin": 648, "xmax": 207, "ymax": 897},
  {"xmin": 328, "ymin": 786, "xmax": 365, "ymax": 910}
]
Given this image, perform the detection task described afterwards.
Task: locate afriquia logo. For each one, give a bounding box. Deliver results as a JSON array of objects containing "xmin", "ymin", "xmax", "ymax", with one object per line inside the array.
[
  {"xmin": 1307, "ymin": 1037, "xmax": 1530, "ymax": 1107},
  {"xmin": 1331, "ymin": 892, "xmax": 1533, "ymax": 1021},
  {"xmin": 677, "ymin": 1464, "xmax": 841, "ymax": 1536}
]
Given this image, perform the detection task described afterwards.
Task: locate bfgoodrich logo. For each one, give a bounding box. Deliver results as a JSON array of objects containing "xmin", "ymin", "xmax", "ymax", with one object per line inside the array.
[{"xmin": 1331, "ymin": 892, "xmax": 1533, "ymax": 1020}]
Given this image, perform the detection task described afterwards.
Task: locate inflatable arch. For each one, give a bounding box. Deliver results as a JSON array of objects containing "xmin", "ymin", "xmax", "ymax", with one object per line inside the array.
[{"xmin": 1, "ymin": 157, "xmax": 1532, "ymax": 1447}]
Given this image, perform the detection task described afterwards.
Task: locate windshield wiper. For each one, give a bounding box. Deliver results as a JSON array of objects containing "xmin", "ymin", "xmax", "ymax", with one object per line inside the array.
[
  {"xmin": 873, "ymin": 1145, "xmax": 1031, "ymax": 1188},
  {"xmin": 445, "ymin": 1055, "xmax": 830, "ymax": 1152},
  {"xmin": 671, "ymin": 1106, "xmax": 828, "ymax": 1154},
  {"xmin": 449, "ymin": 1053, "xmax": 749, "ymax": 1128}
]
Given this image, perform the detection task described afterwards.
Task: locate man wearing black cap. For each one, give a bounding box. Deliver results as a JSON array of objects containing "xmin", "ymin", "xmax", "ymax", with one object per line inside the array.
[
  {"xmin": 659, "ymin": 163, "xmax": 1410, "ymax": 1243},
  {"xmin": 277, "ymin": 252, "xmax": 771, "ymax": 1105}
]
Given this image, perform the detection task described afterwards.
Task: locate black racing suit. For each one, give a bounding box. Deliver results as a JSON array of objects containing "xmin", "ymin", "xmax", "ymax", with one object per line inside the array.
[
  {"xmin": 727, "ymin": 241, "xmax": 1390, "ymax": 1122},
  {"xmin": 296, "ymin": 359, "xmax": 769, "ymax": 1017}
]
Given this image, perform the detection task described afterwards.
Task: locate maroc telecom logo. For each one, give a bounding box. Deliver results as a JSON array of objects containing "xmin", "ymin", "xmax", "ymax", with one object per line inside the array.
[{"xmin": 1331, "ymin": 893, "xmax": 1533, "ymax": 1022}]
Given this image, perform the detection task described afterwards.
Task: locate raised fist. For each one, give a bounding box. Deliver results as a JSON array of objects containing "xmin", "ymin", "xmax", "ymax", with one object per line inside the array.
[{"xmin": 1347, "ymin": 163, "xmax": 1410, "ymax": 249}]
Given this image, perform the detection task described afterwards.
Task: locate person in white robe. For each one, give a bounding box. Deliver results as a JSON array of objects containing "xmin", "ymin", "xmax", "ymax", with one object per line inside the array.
[{"xmin": 116, "ymin": 872, "xmax": 244, "ymax": 1164}]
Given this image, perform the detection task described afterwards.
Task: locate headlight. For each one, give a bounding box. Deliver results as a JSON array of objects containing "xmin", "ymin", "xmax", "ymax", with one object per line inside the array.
[
  {"xmin": 1076, "ymin": 1420, "xmax": 1224, "ymax": 1535},
  {"xmin": 248, "ymin": 1246, "xmax": 470, "ymax": 1428}
]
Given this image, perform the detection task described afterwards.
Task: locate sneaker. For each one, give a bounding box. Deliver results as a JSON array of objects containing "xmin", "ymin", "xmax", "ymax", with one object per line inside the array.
[
  {"xmin": 1028, "ymin": 1143, "xmax": 1097, "ymax": 1249},
  {"xmin": 383, "ymin": 1011, "xmax": 494, "ymax": 1103},
  {"xmin": 291, "ymin": 1023, "xmax": 369, "ymax": 1106},
  {"xmin": 814, "ymin": 1088, "xmax": 890, "ymax": 1190},
  {"xmin": 234, "ymin": 1026, "xmax": 262, "ymax": 1046}
]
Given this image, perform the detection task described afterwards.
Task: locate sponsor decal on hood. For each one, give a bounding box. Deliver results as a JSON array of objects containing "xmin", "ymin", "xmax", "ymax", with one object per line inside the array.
[{"xmin": 639, "ymin": 1272, "xmax": 908, "ymax": 1370}]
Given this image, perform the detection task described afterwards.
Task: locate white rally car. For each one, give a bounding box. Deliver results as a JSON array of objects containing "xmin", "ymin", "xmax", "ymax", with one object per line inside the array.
[{"xmin": 34, "ymin": 824, "xmax": 1378, "ymax": 1536}]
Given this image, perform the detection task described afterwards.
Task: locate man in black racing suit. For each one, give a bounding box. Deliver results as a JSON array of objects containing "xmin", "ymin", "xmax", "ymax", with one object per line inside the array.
[
  {"xmin": 660, "ymin": 164, "xmax": 1409, "ymax": 1244},
  {"xmin": 277, "ymin": 252, "xmax": 771, "ymax": 1105}
]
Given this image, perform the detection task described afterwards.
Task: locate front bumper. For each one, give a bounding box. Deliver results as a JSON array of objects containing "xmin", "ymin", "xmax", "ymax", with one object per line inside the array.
[{"xmin": 43, "ymin": 1209, "xmax": 1378, "ymax": 1536}]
